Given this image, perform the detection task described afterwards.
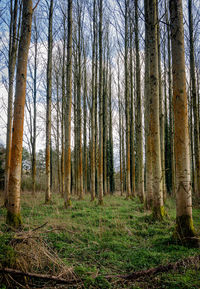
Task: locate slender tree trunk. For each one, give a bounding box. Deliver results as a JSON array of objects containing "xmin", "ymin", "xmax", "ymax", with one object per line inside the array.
[
  {"xmin": 125, "ymin": 0, "xmax": 131, "ymax": 199},
  {"xmin": 32, "ymin": 15, "xmax": 37, "ymax": 196},
  {"xmin": 56, "ymin": 72, "xmax": 61, "ymax": 194},
  {"xmin": 108, "ymin": 66, "xmax": 115, "ymax": 194},
  {"xmin": 122, "ymin": 115, "xmax": 126, "ymax": 193},
  {"xmin": 95, "ymin": 13, "xmax": 99, "ymax": 197},
  {"xmin": 61, "ymin": 12, "xmax": 66, "ymax": 198},
  {"xmin": 83, "ymin": 45, "xmax": 88, "ymax": 195},
  {"xmin": 4, "ymin": 0, "xmax": 19, "ymax": 206},
  {"xmin": 98, "ymin": 0, "xmax": 104, "ymax": 205},
  {"xmin": 129, "ymin": 16, "xmax": 135, "ymax": 199},
  {"xmin": 157, "ymin": 8, "xmax": 166, "ymax": 202},
  {"xmin": 135, "ymin": 0, "xmax": 144, "ymax": 202},
  {"xmin": 118, "ymin": 59, "xmax": 123, "ymax": 196},
  {"xmin": 167, "ymin": 3, "xmax": 176, "ymax": 195},
  {"xmin": 149, "ymin": 0, "xmax": 164, "ymax": 219},
  {"xmin": 169, "ymin": 0, "xmax": 197, "ymax": 245},
  {"xmin": 144, "ymin": 0, "xmax": 153, "ymax": 209},
  {"xmin": 103, "ymin": 44, "xmax": 108, "ymax": 196},
  {"xmin": 188, "ymin": 0, "xmax": 200, "ymax": 197},
  {"xmin": 45, "ymin": 0, "xmax": 53, "ymax": 204},
  {"xmin": 77, "ymin": 4, "xmax": 84, "ymax": 200},
  {"xmin": 74, "ymin": 48, "xmax": 78, "ymax": 196},
  {"xmin": 6, "ymin": 0, "xmax": 32, "ymax": 227},
  {"xmin": 64, "ymin": 0, "xmax": 73, "ymax": 208},
  {"xmin": 90, "ymin": 0, "xmax": 96, "ymax": 201}
]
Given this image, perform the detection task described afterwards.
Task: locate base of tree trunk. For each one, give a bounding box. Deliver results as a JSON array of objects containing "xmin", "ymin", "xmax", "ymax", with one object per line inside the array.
[
  {"xmin": 152, "ymin": 206, "xmax": 165, "ymax": 220},
  {"xmin": 145, "ymin": 196, "xmax": 153, "ymax": 210},
  {"xmin": 45, "ymin": 195, "xmax": 51, "ymax": 204},
  {"xmin": 64, "ymin": 199, "xmax": 72, "ymax": 208},
  {"xmin": 173, "ymin": 215, "xmax": 200, "ymax": 247},
  {"xmin": 138, "ymin": 193, "xmax": 145, "ymax": 203},
  {"xmin": 6, "ymin": 211, "xmax": 22, "ymax": 228},
  {"xmin": 98, "ymin": 199, "xmax": 103, "ymax": 205},
  {"xmin": 90, "ymin": 195, "xmax": 95, "ymax": 202}
]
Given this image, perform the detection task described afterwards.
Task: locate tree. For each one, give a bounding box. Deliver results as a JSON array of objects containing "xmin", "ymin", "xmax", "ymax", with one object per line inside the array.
[
  {"xmin": 144, "ymin": 0, "xmax": 153, "ymax": 209},
  {"xmin": 76, "ymin": 1, "xmax": 84, "ymax": 200},
  {"xmin": 98, "ymin": 0, "xmax": 104, "ymax": 205},
  {"xmin": 6, "ymin": 0, "xmax": 32, "ymax": 227},
  {"xmin": 90, "ymin": 0, "xmax": 96, "ymax": 201},
  {"xmin": 4, "ymin": 0, "xmax": 20, "ymax": 206},
  {"xmin": 64, "ymin": 0, "xmax": 73, "ymax": 208},
  {"xmin": 124, "ymin": 0, "xmax": 131, "ymax": 199},
  {"xmin": 169, "ymin": 0, "xmax": 198, "ymax": 245},
  {"xmin": 188, "ymin": 0, "xmax": 200, "ymax": 197},
  {"xmin": 45, "ymin": 0, "xmax": 53, "ymax": 204},
  {"xmin": 148, "ymin": 0, "xmax": 164, "ymax": 219},
  {"xmin": 135, "ymin": 0, "xmax": 144, "ymax": 202},
  {"xmin": 31, "ymin": 15, "xmax": 38, "ymax": 195}
]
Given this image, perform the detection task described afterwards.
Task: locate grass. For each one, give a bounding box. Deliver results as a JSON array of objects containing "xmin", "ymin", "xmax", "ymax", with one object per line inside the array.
[{"xmin": 0, "ymin": 192, "xmax": 200, "ymax": 288}]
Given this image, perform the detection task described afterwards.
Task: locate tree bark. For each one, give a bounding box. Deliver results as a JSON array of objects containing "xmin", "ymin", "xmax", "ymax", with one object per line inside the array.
[
  {"xmin": 124, "ymin": 0, "xmax": 131, "ymax": 199},
  {"xmin": 4, "ymin": 0, "xmax": 19, "ymax": 206},
  {"xmin": 32, "ymin": 15, "xmax": 37, "ymax": 196},
  {"xmin": 90, "ymin": 0, "xmax": 96, "ymax": 201},
  {"xmin": 144, "ymin": 0, "xmax": 153, "ymax": 209},
  {"xmin": 61, "ymin": 12, "xmax": 66, "ymax": 198},
  {"xmin": 98, "ymin": 0, "xmax": 104, "ymax": 205},
  {"xmin": 77, "ymin": 3, "xmax": 84, "ymax": 200},
  {"xmin": 188, "ymin": 0, "xmax": 200, "ymax": 197},
  {"xmin": 6, "ymin": 0, "xmax": 32, "ymax": 227},
  {"xmin": 118, "ymin": 59, "xmax": 123, "ymax": 196},
  {"xmin": 149, "ymin": 0, "xmax": 164, "ymax": 219},
  {"xmin": 64, "ymin": 0, "xmax": 73, "ymax": 208},
  {"xmin": 45, "ymin": 0, "xmax": 53, "ymax": 204},
  {"xmin": 135, "ymin": 0, "xmax": 144, "ymax": 202},
  {"xmin": 169, "ymin": 0, "xmax": 197, "ymax": 244}
]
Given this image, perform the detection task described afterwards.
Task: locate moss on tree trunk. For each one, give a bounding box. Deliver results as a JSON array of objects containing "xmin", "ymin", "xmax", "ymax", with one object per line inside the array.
[
  {"xmin": 6, "ymin": 211, "xmax": 22, "ymax": 228},
  {"xmin": 173, "ymin": 215, "xmax": 199, "ymax": 247}
]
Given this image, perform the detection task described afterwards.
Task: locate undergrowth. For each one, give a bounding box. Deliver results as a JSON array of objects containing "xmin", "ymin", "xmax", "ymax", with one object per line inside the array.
[{"xmin": 0, "ymin": 192, "xmax": 200, "ymax": 288}]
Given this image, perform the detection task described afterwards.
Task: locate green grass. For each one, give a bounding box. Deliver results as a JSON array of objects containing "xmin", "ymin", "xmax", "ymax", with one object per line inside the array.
[{"xmin": 0, "ymin": 192, "xmax": 200, "ymax": 288}]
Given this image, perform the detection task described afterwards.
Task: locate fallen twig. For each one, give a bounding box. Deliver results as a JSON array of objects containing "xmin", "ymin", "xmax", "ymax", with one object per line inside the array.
[
  {"xmin": 0, "ymin": 268, "xmax": 80, "ymax": 285},
  {"xmin": 31, "ymin": 222, "xmax": 48, "ymax": 232},
  {"xmin": 106, "ymin": 255, "xmax": 200, "ymax": 280}
]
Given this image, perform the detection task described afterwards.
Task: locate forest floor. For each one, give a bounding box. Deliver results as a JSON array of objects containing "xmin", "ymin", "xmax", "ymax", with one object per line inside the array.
[{"xmin": 0, "ymin": 192, "xmax": 200, "ymax": 288}]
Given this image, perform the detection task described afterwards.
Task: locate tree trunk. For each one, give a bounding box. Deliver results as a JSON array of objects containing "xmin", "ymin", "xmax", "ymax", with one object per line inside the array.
[
  {"xmin": 157, "ymin": 8, "xmax": 166, "ymax": 202},
  {"xmin": 98, "ymin": 0, "xmax": 104, "ymax": 205},
  {"xmin": 103, "ymin": 42, "xmax": 108, "ymax": 196},
  {"xmin": 77, "ymin": 4, "xmax": 84, "ymax": 200},
  {"xmin": 4, "ymin": 0, "xmax": 19, "ymax": 206},
  {"xmin": 188, "ymin": 0, "xmax": 200, "ymax": 197},
  {"xmin": 169, "ymin": 0, "xmax": 197, "ymax": 245},
  {"xmin": 108, "ymin": 66, "xmax": 115, "ymax": 194},
  {"xmin": 166, "ymin": 2, "xmax": 176, "ymax": 195},
  {"xmin": 135, "ymin": 0, "xmax": 144, "ymax": 202},
  {"xmin": 129, "ymin": 15, "xmax": 135, "ymax": 199},
  {"xmin": 32, "ymin": 15, "xmax": 37, "ymax": 196},
  {"xmin": 56, "ymin": 70, "xmax": 61, "ymax": 194},
  {"xmin": 83, "ymin": 46, "xmax": 88, "ymax": 195},
  {"xmin": 6, "ymin": 0, "xmax": 32, "ymax": 227},
  {"xmin": 90, "ymin": 0, "xmax": 96, "ymax": 201},
  {"xmin": 144, "ymin": 0, "xmax": 153, "ymax": 209},
  {"xmin": 118, "ymin": 59, "xmax": 123, "ymax": 196},
  {"xmin": 45, "ymin": 0, "xmax": 53, "ymax": 204},
  {"xmin": 149, "ymin": 0, "xmax": 164, "ymax": 219},
  {"xmin": 125, "ymin": 0, "xmax": 131, "ymax": 199},
  {"xmin": 64, "ymin": 0, "xmax": 73, "ymax": 208},
  {"xmin": 61, "ymin": 12, "xmax": 66, "ymax": 198}
]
